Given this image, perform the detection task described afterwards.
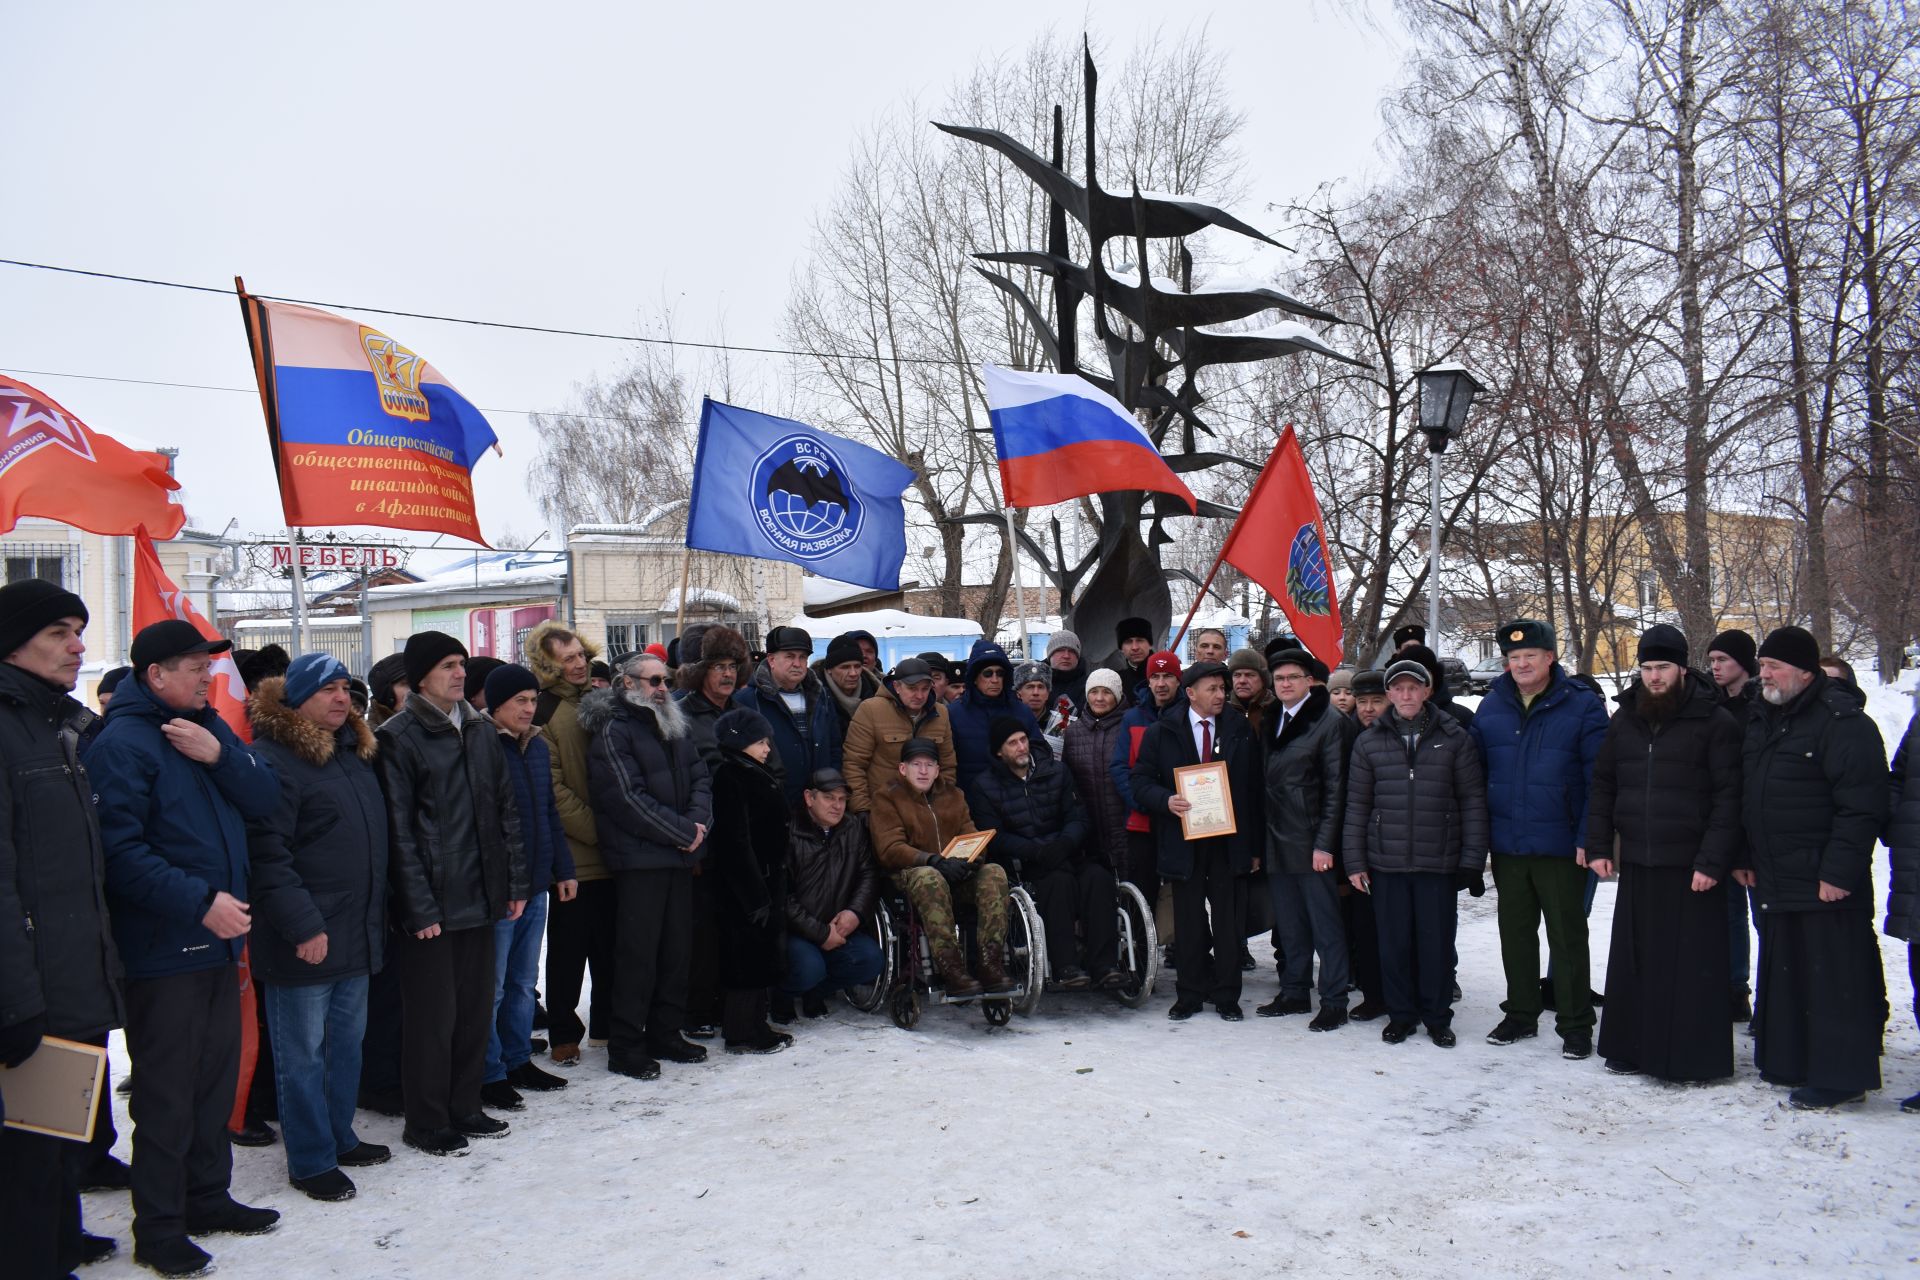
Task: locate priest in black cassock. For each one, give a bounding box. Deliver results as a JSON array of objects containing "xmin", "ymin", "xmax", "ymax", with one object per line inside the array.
[
  {"xmin": 1739, "ymin": 626, "xmax": 1890, "ymax": 1110},
  {"xmin": 1585, "ymin": 625, "xmax": 1743, "ymax": 1082}
]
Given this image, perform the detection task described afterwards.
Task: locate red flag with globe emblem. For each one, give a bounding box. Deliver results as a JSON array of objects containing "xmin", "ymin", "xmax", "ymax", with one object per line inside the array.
[
  {"xmin": 1218, "ymin": 426, "xmax": 1343, "ymax": 671},
  {"xmin": 0, "ymin": 375, "xmax": 186, "ymax": 537}
]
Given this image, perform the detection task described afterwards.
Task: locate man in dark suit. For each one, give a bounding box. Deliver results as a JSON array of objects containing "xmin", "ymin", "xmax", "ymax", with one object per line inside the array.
[{"xmin": 1130, "ymin": 660, "xmax": 1264, "ymax": 1021}]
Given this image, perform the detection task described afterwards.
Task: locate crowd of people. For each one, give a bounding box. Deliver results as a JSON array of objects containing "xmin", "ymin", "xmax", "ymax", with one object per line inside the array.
[{"xmin": 2, "ymin": 577, "xmax": 1915, "ymax": 1279}]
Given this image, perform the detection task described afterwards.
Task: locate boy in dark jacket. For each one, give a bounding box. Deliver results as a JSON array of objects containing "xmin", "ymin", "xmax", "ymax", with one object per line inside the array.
[
  {"xmin": 0, "ymin": 582, "xmax": 124, "ymax": 1277},
  {"xmin": 1585, "ymin": 626, "xmax": 1743, "ymax": 1082},
  {"xmin": 480, "ymin": 664, "xmax": 577, "ymax": 1111},
  {"xmin": 1343, "ymin": 659, "xmax": 1488, "ymax": 1047},
  {"xmin": 247, "ymin": 654, "xmax": 391, "ymax": 1202},
  {"xmin": 376, "ymin": 632, "xmax": 528, "ymax": 1156},
  {"xmin": 92, "ymin": 620, "xmax": 283, "ymax": 1274}
]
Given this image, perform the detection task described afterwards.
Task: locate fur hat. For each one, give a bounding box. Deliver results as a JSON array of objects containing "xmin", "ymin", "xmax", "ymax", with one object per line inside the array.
[
  {"xmin": 1227, "ymin": 647, "xmax": 1268, "ymax": 677},
  {"xmin": 1497, "ymin": 619, "xmax": 1557, "ymax": 655},
  {"xmin": 1115, "ymin": 616, "xmax": 1153, "ymax": 645},
  {"xmin": 716, "ymin": 707, "xmax": 774, "ymax": 753}
]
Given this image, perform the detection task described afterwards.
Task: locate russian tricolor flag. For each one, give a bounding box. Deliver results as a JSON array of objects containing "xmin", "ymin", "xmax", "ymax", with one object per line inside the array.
[{"xmin": 983, "ymin": 365, "xmax": 1196, "ymax": 513}]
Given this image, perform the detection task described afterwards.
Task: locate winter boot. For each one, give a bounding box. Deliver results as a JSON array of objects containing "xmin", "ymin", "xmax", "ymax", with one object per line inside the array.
[
  {"xmin": 976, "ymin": 943, "xmax": 1018, "ymax": 995},
  {"xmin": 932, "ymin": 946, "xmax": 984, "ymax": 998}
]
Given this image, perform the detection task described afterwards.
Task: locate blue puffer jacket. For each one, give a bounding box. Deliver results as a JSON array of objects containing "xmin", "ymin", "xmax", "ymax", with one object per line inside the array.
[
  {"xmin": 496, "ymin": 729, "xmax": 576, "ymax": 895},
  {"xmin": 1470, "ymin": 666, "xmax": 1609, "ymax": 859},
  {"xmin": 87, "ymin": 674, "xmax": 281, "ymax": 979},
  {"xmin": 946, "ymin": 640, "xmax": 1046, "ymax": 791}
]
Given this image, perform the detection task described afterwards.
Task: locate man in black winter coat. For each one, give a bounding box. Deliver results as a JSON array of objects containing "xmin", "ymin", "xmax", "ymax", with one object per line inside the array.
[
  {"xmin": 376, "ymin": 632, "xmax": 527, "ymax": 1157},
  {"xmin": 782, "ymin": 770, "xmax": 882, "ymax": 1015},
  {"xmin": 968, "ymin": 717, "xmax": 1119, "ymax": 989},
  {"xmin": 581, "ymin": 651, "xmax": 714, "ymax": 1081},
  {"xmin": 0, "ymin": 581, "xmax": 124, "ymax": 1280},
  {"xmin": 1737, "ymin": 626, "xmax": 1889, "ymax": 1110},
  {"xmin": 246, "ymin": 655, "xmax": 391, "ymax": 1200},
  {"xmin": 1259, "ymin": 651, "xmax": 1356, "ymax": 1029},
  {"xmin": 1585, "ymin": 626, "xmax": 1742, "ymax": 1083},
  {"xmin": 1131, "ymin": 661, "xmax": 1263, "ymax": 1020},
  {"xmin": 1884, "ymin": 707, "xmax": 1920, "ymax": 1113}
]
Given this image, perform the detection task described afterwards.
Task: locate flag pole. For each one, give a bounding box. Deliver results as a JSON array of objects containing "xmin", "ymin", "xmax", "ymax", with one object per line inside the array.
[
  {"xmin": 287, "ymin": 527, "xmax": 307, "ymax": 653},
  {"xmin": 1171, "ymin": 543, "xmax": 1231, "ymax": 655},
  {"xmin": 674, "ymin": 544, "xmax": 693, "ymax": 642},
  {"xmin": 1005, "ymin": 506, "xmax": 1029, "ymax": 658}
]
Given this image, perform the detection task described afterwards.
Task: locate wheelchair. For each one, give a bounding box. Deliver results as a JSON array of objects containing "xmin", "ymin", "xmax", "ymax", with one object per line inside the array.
[
  {"xmin": 844, "ymin": 867, "xmax": 1160, "ymax": 1025},
  {"xmin": 1019, "ymin": 872, "xmax": 1160, "ymax": 1009},
  {"xmin": 843, "ymin": 881, "xmax": 1046, "ymax": 1029}
]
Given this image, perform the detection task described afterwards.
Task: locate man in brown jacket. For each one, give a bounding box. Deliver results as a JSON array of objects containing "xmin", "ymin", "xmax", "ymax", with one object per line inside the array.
[
  {"xmin": 868, "ymin": 739, "xmax": 1011, "ymax": 998},
  {"xmin": 524, "ymin": 620, "xmax": 611, "ymax": 1065},
  {"xmin": 842, "ymin": 658, "xmax": 956, "ymax": 812}
]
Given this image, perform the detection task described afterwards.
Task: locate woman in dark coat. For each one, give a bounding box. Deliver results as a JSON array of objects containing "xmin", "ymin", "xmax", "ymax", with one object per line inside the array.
[{"xmin": 707, "ymin": 709, "xmax": 792, "ymax": 1055}]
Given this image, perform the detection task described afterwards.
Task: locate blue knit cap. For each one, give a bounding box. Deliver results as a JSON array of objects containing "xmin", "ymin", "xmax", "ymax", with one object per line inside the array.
[{"xmin": 282, "ymin": 652, "xmax": 351, "ymax": 709}]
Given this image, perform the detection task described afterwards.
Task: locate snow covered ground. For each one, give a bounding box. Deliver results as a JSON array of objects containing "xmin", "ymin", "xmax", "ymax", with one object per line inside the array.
[{"xmin": 75, "ymin": 680, "xmax": 1920, "ymax": 1279}]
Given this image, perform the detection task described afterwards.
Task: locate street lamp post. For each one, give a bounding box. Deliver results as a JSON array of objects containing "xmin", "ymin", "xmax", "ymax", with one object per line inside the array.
[{"xmin": 1416, "ymin": 363, "xmax": 1484, "ymax": 651}]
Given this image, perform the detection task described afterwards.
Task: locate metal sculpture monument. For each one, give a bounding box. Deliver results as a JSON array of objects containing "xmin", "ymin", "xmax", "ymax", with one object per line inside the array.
[{"xmin": 936, "ymin": 46, "xmax": 1362, "ymax": 649}]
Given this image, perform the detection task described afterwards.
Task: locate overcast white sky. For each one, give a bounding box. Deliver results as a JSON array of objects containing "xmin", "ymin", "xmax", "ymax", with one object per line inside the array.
[{"xmin": 2, "ymin": 1, "xmax": 1406, "ymax": 550}]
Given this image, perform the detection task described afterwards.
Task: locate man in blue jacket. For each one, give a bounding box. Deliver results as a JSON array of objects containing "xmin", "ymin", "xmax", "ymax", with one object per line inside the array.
[
  {"xmin": 1471, "ymin": 620, "xmax": 1609, "ymax": 1060},
  {"xmin": 91, "ymin": 620, "xmax": 282, "ymax": 1278},
  {"xmin": 730, "ymin": 626, "xmax": 842, "ymax": 809},
  {"xmin": 947, "ymin": 639, "xmax": 1046, "ymax": 791}
]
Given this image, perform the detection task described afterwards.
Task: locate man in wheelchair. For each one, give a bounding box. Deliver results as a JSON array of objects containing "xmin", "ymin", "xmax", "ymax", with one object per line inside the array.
[
  {"xmin": 967, "ymin": 717, "xmax": 1123, "ymax": 990},
  {"xmin": 868, "ymin": 738, "xmax": 1015, "ymax": 1000}
]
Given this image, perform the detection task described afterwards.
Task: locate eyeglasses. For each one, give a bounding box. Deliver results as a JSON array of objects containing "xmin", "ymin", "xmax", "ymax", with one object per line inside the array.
[
  {"xmin": 709, "ymin": 661, "xmax": 738, "ymax": 673},
  {"xmin": 636, "ymin": 675, "xmax": 669, "ymax": 688}
]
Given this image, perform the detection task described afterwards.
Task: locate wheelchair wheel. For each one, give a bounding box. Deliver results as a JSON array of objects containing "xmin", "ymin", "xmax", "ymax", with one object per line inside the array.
[
  {"xmin": 842, "ymin": 898, "xmax": 896, "ymax": 1015},
  {"xmin": 889, "ymin": 984, "xmax": 920, "ymax": 1030},
  {"xmin": 1007, "ymin": 886, "xmax": 1047, "ymax": 1018},
  {"xmin": 1113, "ymin": 879, "xmax": 1160, "ymax": 1008},
  {"xmin": 983, "ymin": 998, "xmax": 1011, "ymax": 1027}
]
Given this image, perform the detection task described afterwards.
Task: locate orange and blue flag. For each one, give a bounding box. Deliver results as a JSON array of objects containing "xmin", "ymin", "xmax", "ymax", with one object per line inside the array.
[
  {"xmin": 237, "ymin": 291, "xmax": 497, "ymax": 544},
  {"xmin": 982, "ymin": 364, "xmax": 1196, "ymax": 513}
]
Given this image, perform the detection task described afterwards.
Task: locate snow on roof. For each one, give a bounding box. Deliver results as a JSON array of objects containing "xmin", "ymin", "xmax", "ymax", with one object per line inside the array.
[
  {"xmin": 787, "ymin": 607, "xmax": 981, "ymax": 640},
  {"xmin": 661, "ymin": 587, "xmax": 742, "ymax": 612},
  {"xmin": 568, "ymin": 501, "xmax": 687, "ymax": 539},
  {"xmin": 366, "ymin": 550, "xmax": 566, "ymax": 599},
  {"xmin": 234, "ymin": 614, "xmax": 365, "ymax": 628},
  {"xmin": 802, "ymin": 575, "xmax": 891, "ymax": 608}
]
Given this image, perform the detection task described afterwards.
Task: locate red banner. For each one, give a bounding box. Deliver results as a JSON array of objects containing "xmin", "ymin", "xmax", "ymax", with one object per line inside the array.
[
  {"xmin": 1220, "ymin": 426, "xmax": 1344, "ymax": 671},
  {"xmin": 0, "ymin": 375, "xmax": 185, "ymax": 537},
  {"xmin": 132, "ymin": 527, "xmax": 250, "ymax": 741}
]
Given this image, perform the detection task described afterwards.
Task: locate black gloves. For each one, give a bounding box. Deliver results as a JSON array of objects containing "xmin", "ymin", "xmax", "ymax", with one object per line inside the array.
[
  {"xmin": 0, "ymin": 1014, "xmax": 45, "ymax": 1069},
  {"xmin": 1454, "ymin": 869, "xmax": 1486, "ymax": 898},
  {"xmin": 934, "ymin": 856, "xmax": 974, "ymax": 885}
]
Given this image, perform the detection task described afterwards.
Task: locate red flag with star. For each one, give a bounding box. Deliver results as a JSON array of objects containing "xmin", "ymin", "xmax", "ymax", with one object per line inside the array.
[{"xmin": 0, "ymin": 375, "xmax": 186, "ymax": 537}]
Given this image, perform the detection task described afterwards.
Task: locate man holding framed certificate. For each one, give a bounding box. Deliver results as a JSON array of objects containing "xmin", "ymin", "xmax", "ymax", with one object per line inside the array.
[{"xmin": 1130, "ymin": 660, "xmax": 1264, "ymax": 1021}]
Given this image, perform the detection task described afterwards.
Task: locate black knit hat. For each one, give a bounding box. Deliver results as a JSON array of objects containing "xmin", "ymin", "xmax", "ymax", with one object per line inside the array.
[
  {"xmin": 368, "ymin": 653, "xmax": 408, "ymax": 705},
  {"xmin": 1497, "ymin": 619, "xmax": 1557, "ymax": 655},
  {"xmin": 0, "ymin": 578, "xmax": 89, "ymax": 660},
  {"xmin": 483, "ymin": 662, "xmax": 540, "ymax": 711},
  {"xmin": 1636, "ymin": 623, "xmax": 1688, "ymax": 668},
  {"xmin": 1707, "ymin": 628, "xmax": 1758, "ymax": 678},
  {"xmin": 464, "ymin": 655, "xmax": 505, "ymax": 702},
  {"xmin": 716, "ymin": 707, "xmax": 774, "ymax": 753},
  {"xmin": 98, "ymin": 665, "xmax": 131, "ymax": 697},
  {"xmin": 403, "ymin": 630, "xmax": 468, "ymax": 690},
  {"xmin": 1758, "ymin": 625, "xmax": 1820, "ymax": 674},
  {"xmin": 824, "ymin": 634, "xmax": 864, "ymax": 668},
  {"xmin": 1115, "ymin": 616, "xmax": 1153, "ymax": 645},
  {"xmin": 988, "ymin": 714, "xmax": 1029, "ymax": 754}
]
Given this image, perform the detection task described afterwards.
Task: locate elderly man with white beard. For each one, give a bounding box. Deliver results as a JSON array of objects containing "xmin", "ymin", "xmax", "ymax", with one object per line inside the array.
[{"xmin": 579, "ymin": 652, "xmax": 714, "ymax": 1082}]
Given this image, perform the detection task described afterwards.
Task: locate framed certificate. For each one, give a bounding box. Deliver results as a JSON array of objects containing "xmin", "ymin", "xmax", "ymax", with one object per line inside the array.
[
  {"xmin": 941, "ymin": 829, "xmax": 996, "ymax": 862},
  {"xmin": 1, "ymin": 1035, "xmax": 108, "ymax": 1143},
  {"xmin": 1173, "ymin": 762, "xmax": 1236, "ymax": 840}
]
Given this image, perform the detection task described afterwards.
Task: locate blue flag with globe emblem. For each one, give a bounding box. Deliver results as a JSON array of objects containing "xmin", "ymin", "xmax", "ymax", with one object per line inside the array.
[{"xmin": 685, "ymin": 398, "xmax": 917, "ymax": 591}]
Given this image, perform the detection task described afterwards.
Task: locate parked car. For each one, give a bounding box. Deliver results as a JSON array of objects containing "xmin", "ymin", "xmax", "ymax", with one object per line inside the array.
[
  {"xmin": 1468, "ymin": 654, "xmax": 1506, "ymax": 694},
  {"xmin": 1440, "ymin": 656, "xmax": 1471, "ymax": 698}
]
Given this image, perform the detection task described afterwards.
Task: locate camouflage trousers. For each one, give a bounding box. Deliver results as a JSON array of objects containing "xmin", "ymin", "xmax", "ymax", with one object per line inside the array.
[{"xmin": 893, "ymin": 862, "xmax": 1009, "ymax": 968}]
